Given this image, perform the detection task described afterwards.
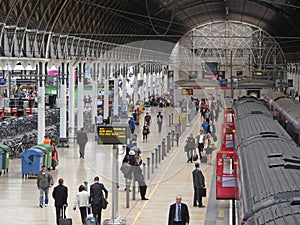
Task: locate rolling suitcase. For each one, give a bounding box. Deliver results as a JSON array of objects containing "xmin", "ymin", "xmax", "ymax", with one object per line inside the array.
[
  {"xmin": 200, "ymin": 155, "xmax": 207, "ymax": 163},
  {"xmin": 59, "ymin": 207, "xmax": 72, "ymax": 225},
  {"xmin": 86, "ymin": 208, "xmax": 96, "ymax": 225}
]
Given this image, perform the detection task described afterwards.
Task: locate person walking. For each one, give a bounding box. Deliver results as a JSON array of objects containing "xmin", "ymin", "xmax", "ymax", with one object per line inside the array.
[
  {"xmin": 128, "ymin": 116, "xmax": 136, "ymax": 134},
  {"xmin": 142, "ymin": 121, "xmax": 150, "ymax": 142},
  {"xmin": 73, "ymin": 185, "xmax": 90, "ymax": 225},
  {"xmin": 37, "ymin": 164, "xmax": 54, "ymax": 208},
  {"xmin": 77, "ymin": 128, "xmax": 88, "ymax": 158},
  {"xmin": 144, "ymin": 112, "xmax": 151, "ymax": 126},
  {"xmin": 52, "ymin": 178, "xmax": 68, "ymax": 225},
  {"xmin": 204, "ymin": 133, "xmax": 215, "ymax": 165},
  {"xmin": 132, "ymin": 155, "xmax": 148, "ymax": 200},
  {"xmin": 184, "ymin": 133, "xmax": 195, "ymax": 163},
  {"xmin": 168, "ymin": 195, "xmax": 190, "ymax": 225},
  {"xmin": 196, "ymin": 129, "xmax": 205, "ymax": 159},
  {"xmin": 89, "ymin": 176, "xmax": 108, "ymax": 225},
  {"xmin": 157, "ymin": 111, "xmax": 163, "ymax": 133},
  {"xmin": 192, "ymin": 163, "xmax": 206, "ymax": 207}
]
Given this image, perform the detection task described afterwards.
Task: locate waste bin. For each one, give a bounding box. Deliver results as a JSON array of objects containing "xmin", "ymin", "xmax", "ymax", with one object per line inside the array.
[
  {"xmin": 0, "ymin": 144, "xmax": 10, "ymax": 174},
  {"xmin": 0, "ymin": 149, "xmax": 3, "ymax": 175},
  {"xmin": 31, "ymin": 144, "xmax": 52, "ymax": 171},
  {"xmin": 20, "ymin": 149, "xmax": 44, "ymax": 178}
]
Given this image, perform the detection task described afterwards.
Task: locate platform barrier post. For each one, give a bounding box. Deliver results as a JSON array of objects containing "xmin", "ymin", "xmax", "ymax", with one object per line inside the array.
[
  {"xmin": 132, "ymin": 174, "xmax": 136, "ymax": 200},
  {"xmin": 155, "ymin": 148, "xmax": 158, "ymax": 168},
  {"xmin": 158, "ymin": 144, "xmax": 161, "ymax": 163},
  {"xmin": 162, "ymin": 138, "xmax": 166, "ymax": 156},
  {"xmin": 167, "ymin": 133, "xmax": 171, "ymax": 152},
  {"xmin": 151, "ymin": 152, "xmax": 154, "ymax": 174},
  {"xmin": 147, "ymin": 157, "xmax": 150, "ymax": 179}
]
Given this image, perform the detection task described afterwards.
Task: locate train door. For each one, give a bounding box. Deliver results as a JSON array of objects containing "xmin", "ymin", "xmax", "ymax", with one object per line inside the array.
[
  {"xmin": 221, "ymin": 124, "xmax": 235, "ymax": 151},
  {"xmin": 216, "ymin": 151, "xmax": 238, "ymax": 200}
]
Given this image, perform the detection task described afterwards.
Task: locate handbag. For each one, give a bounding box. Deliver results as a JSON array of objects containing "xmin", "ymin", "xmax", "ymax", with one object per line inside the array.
[
  {"xmin": 100, "ymin": 197, "xmax": 109, "ymax": 209},
  {"xmin": 192, "ymin": 151, "xmax": 199, "ymax": 161},
  {"xmin": 199, "ymin": 187, "xmax": 207, "ymax": 197}
]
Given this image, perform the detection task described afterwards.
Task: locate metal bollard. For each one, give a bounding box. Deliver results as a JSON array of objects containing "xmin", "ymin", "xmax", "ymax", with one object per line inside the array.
[
  {"xmin": 126, "ymin": 178, "xmax": 131, "ymax": 208},
  {"xmin": 162, "ymin": 138, "xmax": 166, "ymax": 156},
  {"xmin": 158, "ymin": 144, "xmax": 161, "ymax": 163},
  {"xmin": 176, "ymin": 132, "xmax": 179, "ymax": 146},
  {"xmin": 169, "ymin": 114, "xmax": 171, "ymax": 127},
  {"xmin": 171, "ymin": 113, "xmax": 174, "ymax": 125},
  {"xmin": 155, "ymin": 148, "xmax": 158, "ymax": 168},
  {"xmin": 143, "ymin": 162, "xmax": 146, "ymax": 177},
  {"xmin": 132, "ymin": 174, "xmax": 136, "ymax": 200},
  {"xmin": 151, "ymin": 152, "xmax": 155, "ymax": 174},
  {"xmin": 167, "ymin": 133, "xmax": 171, "ymax": 152},
  {"xmin": 147, "ymin": 156, "xmax": 150, "ymax": 180},
  {"xmin": 171, "ymin": 130, "xmax": 175, "ymax": 147},
  {"xmin": 178, "ymin": 123, "xmax": 182, "ymax": 137}
]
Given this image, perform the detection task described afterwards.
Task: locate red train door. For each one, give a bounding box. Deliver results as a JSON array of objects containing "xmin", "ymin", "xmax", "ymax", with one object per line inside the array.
[
  {"xmin": 216, "ymin": 151, "xmax": 239, "ymax": 200},
  {"xmin": 221, "ymin": 124, "xmax": 235, "ymax": 151}
]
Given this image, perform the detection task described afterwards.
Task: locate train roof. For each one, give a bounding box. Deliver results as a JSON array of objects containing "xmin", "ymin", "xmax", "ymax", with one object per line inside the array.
[
  {"xmin": 273, "ymin": 98, "xmax": 300, "ymax": 127},
  {"xmin": 263, "ymin": 91, "xmax": 289, "ymax": 102},
  {"xmin": 234, "ymin": 96, "xmax": 270, "ymax": 120},
  {"xmin": 238, "ymin": 137, "xmax": 300, "ymax": 225}
]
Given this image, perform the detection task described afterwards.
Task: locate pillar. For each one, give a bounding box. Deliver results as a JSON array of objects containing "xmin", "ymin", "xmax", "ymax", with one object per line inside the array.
[{"xmin": 37, "ymin": 61, "xmax": 46, "ymax": 144}]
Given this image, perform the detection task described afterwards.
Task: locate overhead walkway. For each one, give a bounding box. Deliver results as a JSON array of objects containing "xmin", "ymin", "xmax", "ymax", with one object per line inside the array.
[{"xmin": 0, "ymin": 106, "xmax": 229, "ymax": 225}]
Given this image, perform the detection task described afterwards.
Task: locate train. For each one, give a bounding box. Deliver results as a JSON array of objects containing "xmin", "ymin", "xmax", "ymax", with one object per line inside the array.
[
  {"xmin": 263, "ymin": 91, "xmax": 300, "ymax": 146},
  {"xmin": 216, "ymin": 96, "xmax": 300, "ymax": 225}
]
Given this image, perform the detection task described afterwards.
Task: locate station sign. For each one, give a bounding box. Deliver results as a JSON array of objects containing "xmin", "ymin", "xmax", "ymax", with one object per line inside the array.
[
  {"xmin": 97, "ymin": 125, "xmax": 128, "ymax": 145},
  {"xmin": 182, "ymin": 88, "xmax": 193, "ymax": 95}
]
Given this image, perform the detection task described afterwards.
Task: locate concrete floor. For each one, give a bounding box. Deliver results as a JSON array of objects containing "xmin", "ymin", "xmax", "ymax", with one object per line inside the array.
[{"xmin": 0, "ymin": 106, "xmax": 229, "ymax": 225}]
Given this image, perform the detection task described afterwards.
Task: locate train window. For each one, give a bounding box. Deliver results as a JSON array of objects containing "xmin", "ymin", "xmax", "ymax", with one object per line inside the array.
[
  {"xmin": 223, "ymin": 158, "xmax": 234, "ymax": 175},
  {"xmin": 226, "ymin": 134, "xmax": 233, "ymax": 141},
  {"xmin": 226, "ymin": 113, "xmax": 233, "ymax": 123}
]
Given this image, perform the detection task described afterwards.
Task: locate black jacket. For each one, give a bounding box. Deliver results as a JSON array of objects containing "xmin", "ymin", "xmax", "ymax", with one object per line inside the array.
[
  {"xmin": 52, "ymin": 184, "xmax": 68, "ymax": 207},
  {"xmin": 89, "ymin": 182, "xmax": 108, "ymax": 207},
  {"xmin": 192, "ymin": 168, "xmax": 205, "ymax": 188},
  {"xmin": 168, "ymin": 202, "xmax": 189, "ymax": 225}
]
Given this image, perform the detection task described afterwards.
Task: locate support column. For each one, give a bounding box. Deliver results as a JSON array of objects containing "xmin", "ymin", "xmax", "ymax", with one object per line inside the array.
[
  {"xmin": 37, "ymin": 61, "xmax": 46, "ymax": 144},
  {"xmin": 103, "ymin": 63, "xmax": 109, "ymax": 123},
  {"xmin": 133, "ymin": 65, "xmax": 138, "ymax": 104},
  {"xmin": 145, "ymin": 65, "xmax": 149, "ymax": 101},
  {"xmin": 112, "ymin": 63, "xmax": 120, "ymax": 122},
  {"xmin": 68, "ymin": 64, "xmax": 76, "ymax": 142},
  {"xmin": 77, "ymin": 63, "xmax": 84, "ymax": 130},
  {"xmin": 163, "ymin": 66, "xmax": 168, "ymax": 95},
  {"xmin": 58, "ymin": 63, "xmax": 69, "ymax": 147},
  {"xmin": 103, "ymin": 145, "xmax": 125, "ymax": 225},
  {"xmin": 92, "ymin": 63, "xmax": 98, "ymax": 128},
  {"xmin": 149, "ymin": 65, "xmax": 154, "ymax": 96},
  {"xmin": 139, "ymin": 65, "xmax": 144, "ymax": 103},
  {"xmin": 121, "ymin": 63, "xmax": 127, "ymax": 103}
]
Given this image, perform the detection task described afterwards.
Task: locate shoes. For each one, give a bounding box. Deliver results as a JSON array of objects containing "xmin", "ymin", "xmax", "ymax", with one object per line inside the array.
[
  {"xmin": 141, "ymin": 198, "xmax": 149, "ymax": 200},
  {"xmin": 44, "ymin": 204, "xmax": 48, "ymax": 207},
  {"xmin": 124, "ymin": 188, "xmax": 132, "ymax": 192},
  {"xmin": 199, "ymin": 205, "xmax": 205, "ymax": 208},
  {"xmin": 39, "ymin": 204, "xmax": 43, "ymax": 208}
]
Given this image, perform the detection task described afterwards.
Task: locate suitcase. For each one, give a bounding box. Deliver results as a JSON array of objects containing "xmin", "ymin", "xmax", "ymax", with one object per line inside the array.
[
  {"xmin": 200, "ymin": 155, "xmax": 207, "ymax": 163},
  {"xmin": 86, "ymin": 209, "xmax": 96, "ymax": 225},
  {"xmin": 59, "ymin": 208, "xmax": 72, "ymax": 225}
]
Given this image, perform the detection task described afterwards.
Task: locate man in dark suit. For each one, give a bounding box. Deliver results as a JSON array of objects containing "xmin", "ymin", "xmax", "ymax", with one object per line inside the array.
[
  {"xmin": 168, "ymin": 195, "xmax": 190, "ymax": 225},
  {"xmin": 52, "ymin": 178, "xmax": 68, "ymax": 225},
  {"xmin": 89, "ymin": 176, "xmax": 108, "ymax": 225},
  {"xmin": 77, "ymin": 127, "xmax": 88, "ymax": 158},
  {"xmin": 192, "ymin": 163, "xmax": 205, "ymax": 207}
]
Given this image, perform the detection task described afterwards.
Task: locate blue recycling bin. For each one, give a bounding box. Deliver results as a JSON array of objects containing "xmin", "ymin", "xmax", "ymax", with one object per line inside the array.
[
  {"xmin": 0, "ymin": 149, "xmax": 3, "ymax": 175},
  {"xmin": 20, "ymin": 149, "xmax": 44, "ymax": 178}
]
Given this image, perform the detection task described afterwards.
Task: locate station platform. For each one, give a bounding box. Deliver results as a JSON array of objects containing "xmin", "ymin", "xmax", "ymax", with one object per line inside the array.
[{"xmin": 0, "ymin": 106, "xmax": 230, "ymax": 225}]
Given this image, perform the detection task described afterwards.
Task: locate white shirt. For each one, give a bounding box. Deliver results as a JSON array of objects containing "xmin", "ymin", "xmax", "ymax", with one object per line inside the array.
[
  {"xmin": 199, "ymin": 134, "xmax": 205, "ymax": 144},
  {"xmin": 73, "ymin": 191, "xmax": 90, "ymax": 208}
]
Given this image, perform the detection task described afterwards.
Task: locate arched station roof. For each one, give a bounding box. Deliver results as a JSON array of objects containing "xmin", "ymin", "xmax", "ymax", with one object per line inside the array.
[{"xmin": 1, "ymin": 0, "xmax": 300, "ymax": 61}]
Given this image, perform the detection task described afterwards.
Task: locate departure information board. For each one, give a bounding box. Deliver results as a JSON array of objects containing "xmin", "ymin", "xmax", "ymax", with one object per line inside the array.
[{"xmin": 97, "ymin": 125, "xmax": 128, "ymax": 145}]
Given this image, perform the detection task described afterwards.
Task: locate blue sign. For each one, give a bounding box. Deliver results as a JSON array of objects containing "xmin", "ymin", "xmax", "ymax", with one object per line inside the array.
[
  {"xmin": 0, "ymin": 78, "xmax": 5, "ymax": 85},
  {"xmin": 220, "ymin": 79, "xmax": 227, "ymax": 87}
]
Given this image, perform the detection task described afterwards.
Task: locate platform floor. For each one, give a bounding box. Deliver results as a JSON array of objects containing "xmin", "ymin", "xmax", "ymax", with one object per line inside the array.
[{"xmin": 0, "ymin": 106, "xmax": 229, "ymax": 225}]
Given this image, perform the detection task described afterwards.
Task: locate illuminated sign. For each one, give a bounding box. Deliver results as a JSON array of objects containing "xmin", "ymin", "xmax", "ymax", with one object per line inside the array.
[
  {"xmin": 97, "ymin": 125, "xmax": 128, "ymax": 145},
  {"xmin": 182, "ymin": 88, "xmax": 193, "ymax": 95}
]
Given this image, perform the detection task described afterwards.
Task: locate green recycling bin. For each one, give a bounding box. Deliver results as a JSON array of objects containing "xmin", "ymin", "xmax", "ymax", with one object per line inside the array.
[
  {"xmin": 32, "ymin": 144, "xmax": 52, "ymax": 170},
  {"xmin": 0, "ymin": 144, "xmax": 10, "ymax": 174}
]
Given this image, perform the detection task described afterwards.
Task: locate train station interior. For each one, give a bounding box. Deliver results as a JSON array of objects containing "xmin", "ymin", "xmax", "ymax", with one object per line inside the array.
[{"xmin": 0, "ymin": 1, "xmax": 299, "ymax": 225}]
